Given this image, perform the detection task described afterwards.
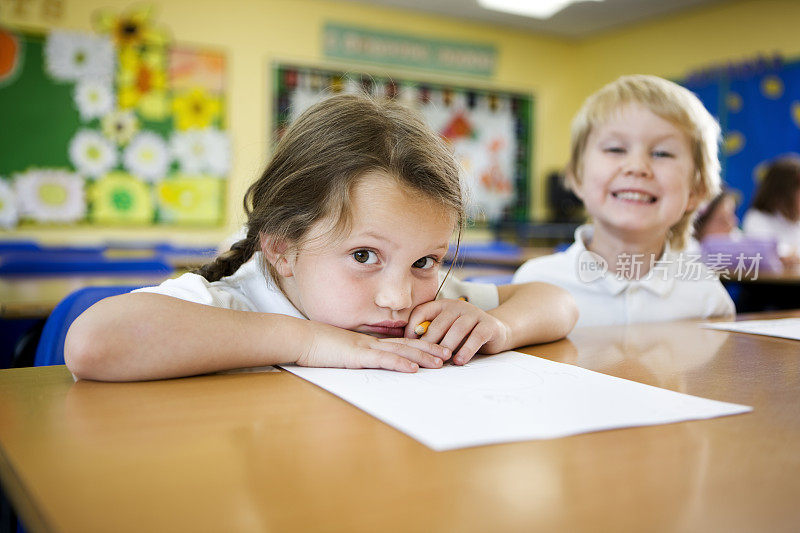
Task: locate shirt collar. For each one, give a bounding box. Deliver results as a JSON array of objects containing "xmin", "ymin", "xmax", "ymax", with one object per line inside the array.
[{"xmin": 569, "ymin": 224, "xmax": 676, "ymax": 296}]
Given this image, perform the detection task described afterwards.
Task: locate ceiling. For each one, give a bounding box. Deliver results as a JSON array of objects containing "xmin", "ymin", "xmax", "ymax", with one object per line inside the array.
[{"xmin": 343, "ymin": 0, "xmax": 731, "ymax": 39}]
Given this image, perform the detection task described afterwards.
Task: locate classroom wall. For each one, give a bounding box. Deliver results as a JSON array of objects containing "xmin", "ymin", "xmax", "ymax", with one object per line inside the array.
[{"xmin": 2, "ymin": 0, "xmax": 799, "ymax": 245}]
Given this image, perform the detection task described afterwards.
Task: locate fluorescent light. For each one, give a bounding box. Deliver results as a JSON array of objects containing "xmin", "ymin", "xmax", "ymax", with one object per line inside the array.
[{"xmin": 478, "ymin": 0, "xmax": 604, "ymax": 19}]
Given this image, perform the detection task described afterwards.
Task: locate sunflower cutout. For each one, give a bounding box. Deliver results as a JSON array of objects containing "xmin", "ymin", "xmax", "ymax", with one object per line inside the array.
[
  {"xmin": 172, "ymin": 88, "xmax": 221, "ymax": 130},
  {"xmin": 157, "ymin": 175, "xmax": 222, "ymax": 225},
  {"xmin": 117, "ymin": 43, "xmax": 168, "ymax": 120},
  {"xmin": 93, "ymin": 5, "xmax": 169, "ymax": 50},
  {"xmin": 90, "ymin": 171, "xmax": 154, "ymax": 224}
]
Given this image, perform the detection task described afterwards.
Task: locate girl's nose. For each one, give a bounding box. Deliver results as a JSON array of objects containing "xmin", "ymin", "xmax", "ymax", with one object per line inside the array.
[{"xmin": 374, "ymin": 273, "xmax": 413, "ymax": 311}]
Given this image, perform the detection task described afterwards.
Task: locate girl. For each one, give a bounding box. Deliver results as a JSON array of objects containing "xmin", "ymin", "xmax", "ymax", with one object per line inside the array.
[
  {"xmin": 513, "ymin": 75, "xmax": 735, "ymax": 327},
  {"xmin": 65, "ymin": 94, "xmax": 578, "ymax": 381},
  {"xmin": 742, "ymin": 155, "xmax": 800, "ymax": 268}
]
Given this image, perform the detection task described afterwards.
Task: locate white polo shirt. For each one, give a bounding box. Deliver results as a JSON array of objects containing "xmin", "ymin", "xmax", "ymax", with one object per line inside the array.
[
  {"xmin": 512, "ymin": 225, "xmax": 735, "ymax": 328},
  {"xmin": 742, "ymin": 208, "xmax": 800, "ymax": 256},
  {"xmin": 134, "ymin": 252, "xmax": 499, "ymax": 316}
]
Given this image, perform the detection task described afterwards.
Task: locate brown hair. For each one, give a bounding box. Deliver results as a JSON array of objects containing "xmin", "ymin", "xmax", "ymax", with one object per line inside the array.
[
  {"xmin": 751, "ymin": 155, "xmax": 800, "ymax": 222},
  {"xmin": 196, "ymin": 93, "xmax": 464, "ymax": 282},
  {"xmin": 566, "ymin": 75, "xmax": 721, "ymax": 249}
]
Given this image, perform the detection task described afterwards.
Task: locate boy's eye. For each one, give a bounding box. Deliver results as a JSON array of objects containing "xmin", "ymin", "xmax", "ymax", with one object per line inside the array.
[
  {"xmin": 352, "ymin": 250, "xmax": 378, "ymax": 264},
  {"xmin": 413, "ymin": 256, "xmax": 436, "ymax": 269},
  {"xmin": 603, "ymin": 147, "xmax": 625, "ymax": 154},
  {"xmin": 653, "ymin": 150, "xmax": 674, "ymax": 158}
]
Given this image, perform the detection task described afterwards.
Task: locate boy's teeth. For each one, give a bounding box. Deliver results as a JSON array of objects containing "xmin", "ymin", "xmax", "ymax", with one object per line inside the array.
[{"xmin": 613, "ymin": 191, "xmax": 656, "ymax": 203}]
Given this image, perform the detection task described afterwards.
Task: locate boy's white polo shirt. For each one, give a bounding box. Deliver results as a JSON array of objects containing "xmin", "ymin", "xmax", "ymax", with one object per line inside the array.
[
  {"xmin": 512, "ymin": 225, "xmax": 735, "ymax": 328},
  {"xmin": 134, "ymin": 252, "xmax": 499, "ymax": 316}
]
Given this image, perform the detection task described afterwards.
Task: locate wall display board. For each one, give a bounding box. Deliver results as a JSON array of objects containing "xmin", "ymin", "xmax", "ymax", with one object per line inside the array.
[
  {"xmin": 0, "ymin": 6, "xmax": 229, "ymax": 229},
  {"xmin": 273, "ymin": 64, "xmax": 533, "ymax": 224},
  {"xmin": 683, "ymin": 58, "xmax": 800, "ymax": 218}
]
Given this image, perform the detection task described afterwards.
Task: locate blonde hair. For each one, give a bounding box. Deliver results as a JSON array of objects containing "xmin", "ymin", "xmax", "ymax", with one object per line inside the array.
[
  {"xmin": 197, "ymin": 93, "xmax": 464, "ymax": 282},
  {"xmin": 566, "ymin": 74, "xmax": 721, "ymax": 249}
]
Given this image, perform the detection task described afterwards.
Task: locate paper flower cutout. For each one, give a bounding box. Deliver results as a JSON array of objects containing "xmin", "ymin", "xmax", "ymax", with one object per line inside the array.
[
  {"xmin": 93, "ymin": 5, "xmax": 169, "ymax": 49},
  {"xmin": 170, "ymin": 128, "xmax": 231, "ymax": 177},
  {"xmin": 123, "ymin": 132, "xmax": 170, "ymax": 182},
  {"xmin": 69, "ymin": 129, "xmax": 118, "ymax": 178},
  {"xmin": 0, "ymin": 179, "xmax": 18, "ymax": 228},
  {"xmin": 156, "ymin": 175, "xmax": 223, "ymax": 225},
  {"xmin": 14, "ymin": 169, "xmax": 86, "ymax": 223},
  {"xmin": 117, "ymin": 45, "xmax": 168, "ymax": 120},
  {"xmin": 102, "ymin": 109, "xmax": 140, "ymax": 145},
  {"xmin": 89, "ymin": 171, "xmax": 153, "ymax": 224},
  {"xmin": 74, "ymin": 79, "xmax": 115, "ymax": 120},
  {"xmin": 172, "ymin": 88, "xmax": 221, "ymax": 130},
  {"xmin": 44, "ymin": 30, "xmax": 114, "ymax": 83}
]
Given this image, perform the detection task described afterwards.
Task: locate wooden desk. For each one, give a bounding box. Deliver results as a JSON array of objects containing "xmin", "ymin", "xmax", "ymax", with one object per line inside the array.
[
  {"xmin": 0, "ymin": 274, "xmax": 171, "ymax": 318},
  {"xmin": 1, "ymin": 312, "xmax": 799, "ymax": 532}
]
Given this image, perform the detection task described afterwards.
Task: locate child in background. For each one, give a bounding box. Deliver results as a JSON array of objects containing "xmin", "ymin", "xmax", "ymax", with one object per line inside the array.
[
  {"xmin": 692, "ymin": 190, "xmax": 740, "ymax": 245},
  {"xmin": 513, "ymin": 75, "xmax": 734, "ymax": 327},
  {"xmin": 742, "ymin": 155, "xmax": 800, "ymax": 269},
  {"xmin": 65, "ymin": 94, "xmax": 577, "ymax": 381}
]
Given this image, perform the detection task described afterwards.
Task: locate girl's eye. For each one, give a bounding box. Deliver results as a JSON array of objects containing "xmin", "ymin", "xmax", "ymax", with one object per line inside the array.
[
  {"xmin": 413, "ymin": 256, "xmax": 436, "ymax": 269},
  {"xmin": 352, "ymin": 250, "xmax": 378, "ymax": 264}
]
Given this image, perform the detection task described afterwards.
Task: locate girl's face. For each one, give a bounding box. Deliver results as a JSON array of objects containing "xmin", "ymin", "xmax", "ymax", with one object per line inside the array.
[
  {"xmin": 276, "ymin": 171, "xmax": 455, "ymax": 337},
  {"xmin": 574, "ymin": 103, "xmax": 699, "ymax": 244},
  {"xmin": 703, "ymin": 196, "xmax": 738, "ymax": 238}
]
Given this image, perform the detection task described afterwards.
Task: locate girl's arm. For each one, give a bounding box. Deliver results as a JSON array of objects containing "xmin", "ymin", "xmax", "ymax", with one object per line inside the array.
[
  {"xmin": 65, "ymin": 292, "xmax": 450, "ymax": 381},
  {"xmin": 405, "ymin": 282, "xmax": 578, "ymax": 365}
]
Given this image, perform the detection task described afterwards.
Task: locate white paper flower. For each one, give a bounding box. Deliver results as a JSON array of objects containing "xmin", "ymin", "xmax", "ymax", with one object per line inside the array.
[
  {"xmin": 14, "ymin": 169, "xmax": 86, "ymax": 223},
  {"xmin": 0, "ymin": 179, "xmax": 18, "ymax": 229},
  {"xmin": 102, "ymin": 110, "xmax": 139, "ymax": 145},
  {"xmin": 123, "ymin": 132, "xmax": 170, "ymax": 182},
  {"xmin": 74, "ymin": 79, "xmax": 114, "ymax": 120},
  {"xmin": 170, "ymin": 128, "xmax": 230, "ymax": 177},
  {"xmin": 69, "ymin": 129, "xmax": 118, "ymax": 178},
  {"xmin": 44, "ymin": 30, "xmax": 115, "ymax": 83}
]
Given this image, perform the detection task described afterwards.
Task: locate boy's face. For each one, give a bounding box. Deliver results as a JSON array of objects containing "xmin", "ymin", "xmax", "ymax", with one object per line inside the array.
[
  {"xmin": 276, "ymin": 171, "xmax": 454, "ymax": 337},
  {"xmin": 574, "ymin": 103, "xmax": 699, "ymax": 244}
]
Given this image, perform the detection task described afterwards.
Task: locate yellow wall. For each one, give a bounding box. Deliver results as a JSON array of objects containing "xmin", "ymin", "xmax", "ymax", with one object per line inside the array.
[{"xmin": 2, "ymin": 0, "xmax": 799, "ymax": 245}]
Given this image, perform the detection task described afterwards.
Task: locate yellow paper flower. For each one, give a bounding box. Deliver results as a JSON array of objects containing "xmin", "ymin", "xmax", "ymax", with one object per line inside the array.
[
  {"xmin": 156, "ymin": 175, "xmax": 223, "ymax": 225},
  {"xmin": 172, "ymin": 88, "xmax": 221, "ymax": 130},
  {"xmin": 90, "ymin": 171, "xmax": 154, "ymax": 224},
  {"xmin": 93, "ymin": 5, "xmax": 168, "ymax": 49}
]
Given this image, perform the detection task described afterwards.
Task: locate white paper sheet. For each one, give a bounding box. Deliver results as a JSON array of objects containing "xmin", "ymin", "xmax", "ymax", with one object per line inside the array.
[
  {"xmin": 281, "ymin": 351, "xmax": 751, "ymax": 451},
  {"xmin": 702, "ymin": 318, "xmax": 800, "ymax": 341}
]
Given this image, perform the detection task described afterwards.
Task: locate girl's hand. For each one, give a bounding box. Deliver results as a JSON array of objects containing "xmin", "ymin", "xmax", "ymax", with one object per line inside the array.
[
  {"xmin": 404, "ymin": 299, "xmax": 512, "ymax": 365},
  {"xmin": 296, "ymin": 321, "xmax": 451, "ymax": 373}
]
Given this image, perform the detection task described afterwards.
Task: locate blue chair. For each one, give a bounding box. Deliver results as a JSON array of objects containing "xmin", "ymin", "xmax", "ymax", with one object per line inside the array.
[
  {"xmin": 34, "ymin": 286, "xmax": 142, "ymax": 366},
  {"xmin": 0, "ymin": 252, "xmax": 173, "ymax": 276},
  {"xmin": 0, "ymin": 240, "xmax": 42, "ymax": 253}
]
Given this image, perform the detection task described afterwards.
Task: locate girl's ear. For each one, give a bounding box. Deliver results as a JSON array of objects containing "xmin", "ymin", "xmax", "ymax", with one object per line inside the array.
[{"xmin": 260, "ymin": 234, "xmax": 294, "ymax": 277}]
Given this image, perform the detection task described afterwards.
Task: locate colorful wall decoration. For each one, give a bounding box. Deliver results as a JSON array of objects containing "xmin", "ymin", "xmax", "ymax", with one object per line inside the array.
[
  {"xmin": 274, "ymin": 64, "xmax": 533, "ymax": 224},
  {"xmin": 0, "ymin": 6, "xmax": 229, "ymax": 229},
  {"xmin": 682, "ymin": 57, "xmax": 800, "ymax": 218}
]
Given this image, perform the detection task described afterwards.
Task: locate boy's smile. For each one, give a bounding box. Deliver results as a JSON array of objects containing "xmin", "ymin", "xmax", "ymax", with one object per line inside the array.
[
  {"xmin": 274, "ymin": 171, "xmax": 456, "ymax": 337},
  {"xmin": 575, "ymin": 102, "xmax": 699, "ymax": 243}
]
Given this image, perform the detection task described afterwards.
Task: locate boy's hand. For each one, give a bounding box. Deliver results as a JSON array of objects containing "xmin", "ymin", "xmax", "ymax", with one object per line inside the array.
[
  {"xmin": 404, "ymin": 299, "xmax": 512, "ymax": 365},
  {"xmin": 296, "ymin": 321, "xmax": 451, "ymax": 373}
]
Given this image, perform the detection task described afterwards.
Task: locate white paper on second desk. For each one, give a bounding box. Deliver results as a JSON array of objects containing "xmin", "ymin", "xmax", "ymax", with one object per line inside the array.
[
  {"xmin": 281, "ymin": 351, "xmax": 751, "ymax": 451},
  {"xmin": 702, "ymin": 318, "xmax": 800, "ymax": 341}
]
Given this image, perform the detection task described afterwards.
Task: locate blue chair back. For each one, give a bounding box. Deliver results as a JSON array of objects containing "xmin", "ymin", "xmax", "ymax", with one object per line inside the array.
[
  {"xmin": 0, "ymin": 252, "xmax": 173, "ymax": 276},
  {"xmin": 34, "ymin": 286, "xmax": 142, "ymax": 366}
]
